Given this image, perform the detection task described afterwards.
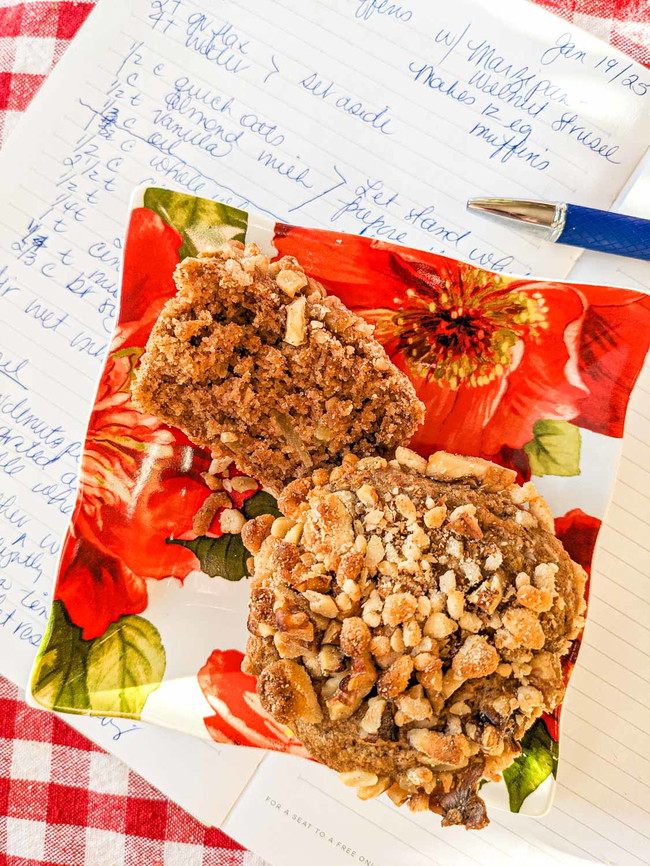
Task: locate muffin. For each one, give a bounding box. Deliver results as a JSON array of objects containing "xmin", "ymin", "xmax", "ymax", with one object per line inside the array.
[
  {"xmin": 131, "ymin": 241, "xmax": 424, "ymax": 494},
  {"xmin": 242, "ymin": 449, "xmax": 586, "ymax": 829}
]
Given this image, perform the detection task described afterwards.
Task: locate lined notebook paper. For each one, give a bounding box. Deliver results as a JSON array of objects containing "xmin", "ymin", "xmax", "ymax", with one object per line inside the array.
[{"xmin": 0, "ymin": 0, "xmax": 648, "ymax": 862}]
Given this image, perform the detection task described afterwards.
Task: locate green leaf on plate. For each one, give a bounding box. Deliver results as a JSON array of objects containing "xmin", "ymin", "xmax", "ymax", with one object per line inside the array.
[
  {"xmin": 242, "ymin": 490, "xmax": 281, "ymax": 520},
  {"xmin": 167, "ymin": 533, "xmax": 250, "ymax": 581},
  {"xmin": 503, "ymin": 718, "xmax": 559, "ymax": 812},
  {"xmin": 86, "ymin": 615, "xmax": 166, "ymax": 718},
  {"xmin": 523, "ymin": 419, "xmax": 581, "ymax": 477},
  {"xmin": 143, "ymin": 187, "xmax": 248, "ymax": 260},
  {"xmin": 31, "ymin": 600, "xmax": 93, "ymax": 713}
]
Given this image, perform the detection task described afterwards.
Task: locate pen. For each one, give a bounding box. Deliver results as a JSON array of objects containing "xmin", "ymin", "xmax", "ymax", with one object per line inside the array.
[{"xmin": 466, "ymin": 198, "xmax": 650, "ymax": 262}]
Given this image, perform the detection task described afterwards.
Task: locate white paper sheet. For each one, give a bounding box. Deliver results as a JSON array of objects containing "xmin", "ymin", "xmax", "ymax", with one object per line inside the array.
[{"xmin": 0, "ymin": 0, "xmax": 648, "ymax": 861}]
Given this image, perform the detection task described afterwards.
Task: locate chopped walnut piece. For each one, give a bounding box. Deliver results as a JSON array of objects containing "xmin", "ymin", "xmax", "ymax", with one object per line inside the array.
[
  {"xmin": 414, "ymin": 651, "xmax": 443, "ymax": 693},
  {"xmin": 447, "ymin": 504, "xmax": 483, "ymax": 540},
  {"xmin": 424, "ymin": 612, "xmax": 457, "ymax": 639},
  {"xmin": 382, "ymin": 592, "xmax": 418, "ymax": 627},
  {"xmin": 327, "ymin": 653, "xmax": 377, "ymax": 720},
  {"xmin": 467, "ymin": 575, "xmax": 503, "ymax": 614},
  {"xmin": 395, "ymin": 494, "xmax": 418, "ymax": 523},
  {"xmin": 304, "ymin": 590, "xmax": 339, "ymax": 619},
  {"xmin": 377, "ymin": 654, "xmax": 414, "ymax": 698},
  {"xmin": 276, "ymin": 268, "xmax": 308, "ymax": 296},
  {"xmin": 402, "ymin": 618, "xmax": 422, "ymax": 648},
  {"xmin": 407, "ymin": 729, "xmax": 470, "ymax": 768},
  {"xmin": 517, "ymin": 685, "xmax": 544, "ymax": 715},
  {"xmin": 241, "ymin": 514, "xmax": 275, "ymax": 554},
  {"xmin": 500, "ymin": 608, "xmax": 546, "ymax": 650},
  {"xmin": 394, "ymin": 685, "xmax": 433, "ymax": 723},
  {"xmin": 408, "ymin": 792, "xmax": 431, "ymax": 813},
  {"xmin": 533, "ymin": 562, "xmax": 558, "ymax": 595},
  {"xmin": 424, "ymin": 504, "xmax": 447, "ymax": 529},
  {"xmin": 357, "ymin": 483, "xmax": 379, "ymax": 507},
  {"xmin": 365, "ymin": 535, "xmax": 385, "ymax": 569},
  {"xmin": 257, "ymin": 660, "xmax": 322, "ymax": 724},
  {"xmin": 220, "ymin": 508, "xmax": 246, "ymax": 534},
  {"xmin": 484, "ymin": 551, "xmax": 503, "ymax": 572},
  {"xmin": 231, "ymin": 476, "xmax": 258, "ymax": 493},
  {"xmin": 192, "ymin": 491, "xmax": 230, "ymax": 535},
  {"xmin": 426, "ymin": 452, "xmax": 516, "ymax": 492},
  {"xmin": 360, "ymin": 696, "xmax": 387, "ymax": 734},
  {"xmin": 319, "ymin": 645, "xmax": 344, "ymax": 674},
  {"xmin": 446, "ymin": 590, "xmax": 465, "ymax": 621},
  {"xmin": 401, "ymin": 766, "xmax": 434, "ymax": 793},
  {"xmin": 386, "ymin": 784, "xmax": 410, "ymax": 806},
  {"xmin": 340, "ymin": 617, "xmax": 372, "ymax": 656},
  {"xmin": 357, "ymin": 776, "xmax": 391, "ymax": 800},
  {"xmin": 370, "ymin": 634, "xmax": 391, "ymax": 659},
  {"xmin": 452, "ymin": 635, "xmax": 499, "ymax": 679},
  {"xmin": 339, "ymin": 769, "xmax": 378, "ymax": 788},
  {"xmin": 517, "ymin": 584, "xmax": 553, "ymax": 613},
  {"xmin": 336, "ymin": 550, "xmax": 364, "ymax": 586},
  {"xmin": 395, "ymin": 447, "xmax": 427, "ymax": 474},
  {"xmin": 271, "ymin": 516, "xmax": 296, "ymax": 539},
  {"xmin": 322, "ymin": 619, "xmax": 342, "ymax": 645}
]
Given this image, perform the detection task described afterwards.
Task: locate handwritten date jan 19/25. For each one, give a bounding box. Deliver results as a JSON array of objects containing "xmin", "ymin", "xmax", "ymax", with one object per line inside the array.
[{"xmin": 539, "ymin": 32, "xmax": 648, "ymax": 97}]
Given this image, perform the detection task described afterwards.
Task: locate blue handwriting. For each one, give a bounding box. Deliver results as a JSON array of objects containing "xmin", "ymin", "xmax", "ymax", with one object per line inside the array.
[
  {"xmin": 331, "ymin": 179, "xmax": 407, "ymax": 242},
  {"xmin": 354, "ymin": 0, "xmax": 413, "ymax": 23},
  {"xmin": 540, "ymin": 32, "xmax": 586, "ymax": 67},
  {"xmin": 405, "ymin": 206, "xmax": 471, "ymax": 248},
  {"xmin": 551, "ymin": 112, "xmax": 620, "ymax": 163},
  {"xmin": 0, "ymin": 493, "xmax": 30, "ymax": 529},
  {"xmin": 408, "ymin": 62, "xmax": 475, "ymax": 105},
  {"xmin": 257, "ymin": 151, "xmax": 312, "ymax": 188},
  {"xmin": 300, "ymin": 73, "xmax": 395, "ymax": 135},
  {"xmin": 468, "ymin": 120, "xmax": 550, "ymax": 171},
  {"xmin": 185, "ymin": 14, "xmax": 250, "ymax": 75},
  {"xmin": 31, "ymin": 470, "xmax": 78, "ymax": 516},
  {"xmin": 0, "ymin": 352, "xmax": 28, "ymax": 391}
]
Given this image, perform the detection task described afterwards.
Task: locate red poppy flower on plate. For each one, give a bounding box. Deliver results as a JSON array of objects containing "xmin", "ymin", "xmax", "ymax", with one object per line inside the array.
[
  {"xmin": 570, "ymin": 285, "xmax": 650, "ymax": 438},
  {"xmin": 198, "ymin": 649, "xmax": 309, "ymax": 755},
  {"xmin": 274, "ymin": 226, "xmax": 650, "ymax": 462},
  {"xmin": 118, "ymin": 207, "xmax": 182, "ymax": 346},
  {"xmin": 538, "ymin": 507, "xmax": 601, "ymax": 743},
  {"xmin": 54, "ymin": 339, "xmax": 218, "ymax": 636},
  {"xmin": 555, "ymin": 507, "xmax": 601, "ymax": 610},
  {"xmin": 56, "ymin": 534, "xmax": 147, "ymax": 640}
]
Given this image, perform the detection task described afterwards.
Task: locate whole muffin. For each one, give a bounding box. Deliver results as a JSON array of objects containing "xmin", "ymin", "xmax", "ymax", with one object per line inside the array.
[{"xmin": 242, "ymin": 449, "xmax": 586, "ymax": 829}]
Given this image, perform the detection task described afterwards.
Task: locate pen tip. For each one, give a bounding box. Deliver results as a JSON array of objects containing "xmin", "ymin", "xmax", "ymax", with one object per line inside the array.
[{"xmin": 466, "ymin": 197, "xmax": 505, "ymax": 214}]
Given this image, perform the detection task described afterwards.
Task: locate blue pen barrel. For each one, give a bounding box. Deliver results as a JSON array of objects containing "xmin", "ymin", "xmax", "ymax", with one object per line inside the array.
[{"xmin": 559, "ymin": 204, "xmax": 650, "ymax": 261}]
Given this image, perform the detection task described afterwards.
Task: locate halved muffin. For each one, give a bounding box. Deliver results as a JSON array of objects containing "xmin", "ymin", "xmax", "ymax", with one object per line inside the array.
[{"xmin": 132, "ymin": 241, "xmax": 424, "ymax": 493}]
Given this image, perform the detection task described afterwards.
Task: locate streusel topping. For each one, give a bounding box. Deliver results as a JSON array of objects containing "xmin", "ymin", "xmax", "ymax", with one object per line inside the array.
[{"xmin": 243, "ymin": 449, "xmax": 586, "ymax": 829}]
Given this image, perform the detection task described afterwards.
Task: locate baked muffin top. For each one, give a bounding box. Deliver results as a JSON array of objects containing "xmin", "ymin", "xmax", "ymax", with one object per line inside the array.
[{"xmin": 243, "ymin": 449, "xmax": 586, "ymax": 828}]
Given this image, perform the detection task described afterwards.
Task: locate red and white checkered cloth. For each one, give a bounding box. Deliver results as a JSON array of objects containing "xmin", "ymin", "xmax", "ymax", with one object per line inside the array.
[
  {"xmin": 0, "ymin": 1, "xmax": 649, "ymax": 864},
  {"xmin": 0, "ymin": 679, "xmax": 263, "ymax": 865}
]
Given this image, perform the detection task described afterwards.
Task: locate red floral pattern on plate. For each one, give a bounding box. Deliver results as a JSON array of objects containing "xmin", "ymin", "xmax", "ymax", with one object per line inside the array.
[
  {"xmin": 53, "ymin": 208, "xmax": 216, "ymax": 639},
  {"xmin": 40, "ymin": 191, "xmax": 649, "ymax": 793},
  {"xmin": 274, "ymin": 225, "xmax": 650, "ymax": 459},
  {"xmin": 198, "ymin": 649, "xmax": 309, "ymax": 755}
]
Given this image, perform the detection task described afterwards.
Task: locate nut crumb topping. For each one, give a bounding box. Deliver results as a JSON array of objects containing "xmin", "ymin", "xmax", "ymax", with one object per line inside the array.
[{"xmin": 243, "ymin": 452, "xmax": 586, "ymax": 829}]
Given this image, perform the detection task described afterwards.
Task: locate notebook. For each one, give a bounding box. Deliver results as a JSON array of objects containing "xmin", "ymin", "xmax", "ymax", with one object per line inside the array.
[{"xmin": 0, "ymin": 0, "xmax": 648, "ymax": 862}]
